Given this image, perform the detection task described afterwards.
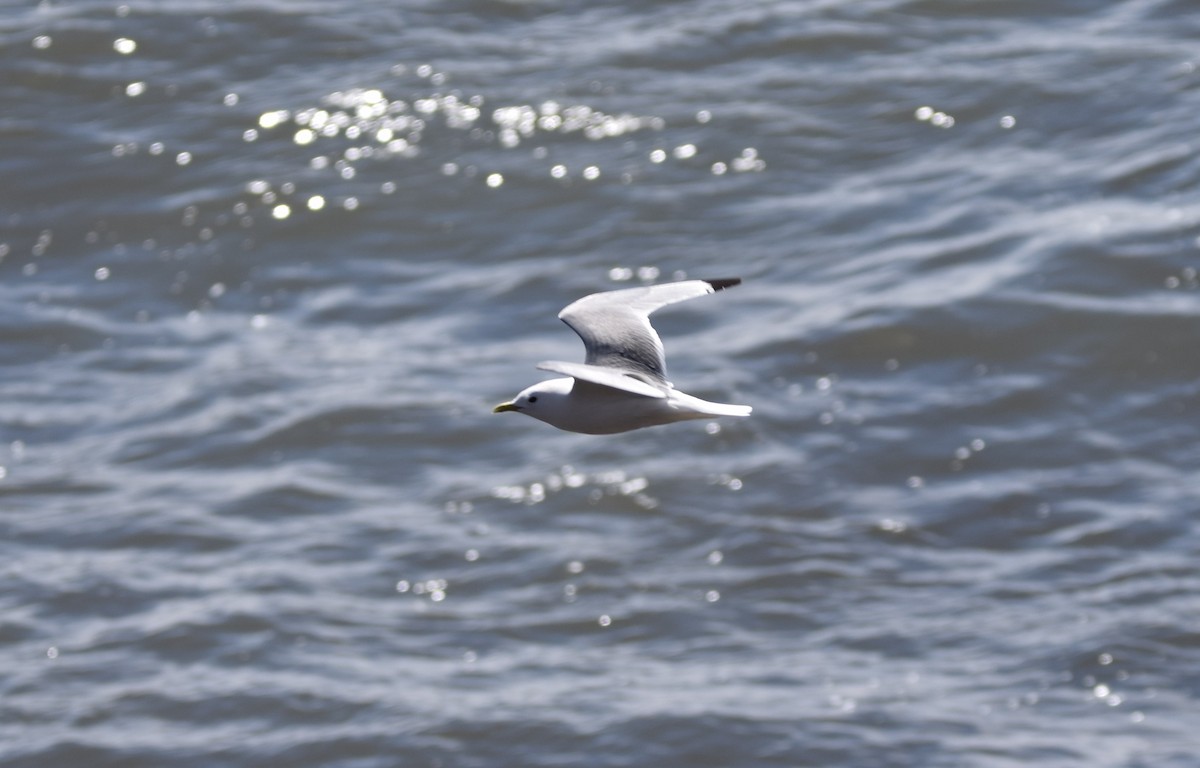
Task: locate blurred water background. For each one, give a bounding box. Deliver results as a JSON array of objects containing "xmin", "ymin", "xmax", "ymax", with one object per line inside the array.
[{"xmin": 3, "ymin": 1, "xmax": 1200, "ymax": 766}]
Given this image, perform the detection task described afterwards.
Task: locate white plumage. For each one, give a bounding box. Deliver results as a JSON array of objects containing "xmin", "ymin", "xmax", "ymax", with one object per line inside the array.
[{"xmin": 493, "ymin": 279, "xmax": 751, "ymax": 434}]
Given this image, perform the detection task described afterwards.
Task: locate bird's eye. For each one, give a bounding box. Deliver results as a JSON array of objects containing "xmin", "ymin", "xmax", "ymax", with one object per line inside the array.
[{"xmin": 528, "ymin": 396, "xmax": 538, "ymax": 403}]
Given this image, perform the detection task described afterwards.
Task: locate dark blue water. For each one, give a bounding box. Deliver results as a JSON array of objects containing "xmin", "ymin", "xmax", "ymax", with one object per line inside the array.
[{"xmin": 3, "ymin": 2, "xmax": 1199, "ymax": 766}]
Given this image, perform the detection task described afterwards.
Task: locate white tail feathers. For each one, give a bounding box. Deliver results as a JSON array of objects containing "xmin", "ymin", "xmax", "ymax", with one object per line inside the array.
[
  {"xmin": 669, "ymin": 391, "xmax": 752, "ymax": 418},
  {"xmin": 703, "ymin": 402, "xmax": 753, "ymax": 418}
]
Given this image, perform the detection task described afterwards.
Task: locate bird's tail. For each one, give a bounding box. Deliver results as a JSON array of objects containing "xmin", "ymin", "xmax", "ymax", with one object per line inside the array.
[
  {"xmin": 703, "ymin": 401, "xmax": 753, "ymax": 418},
  {"xmin": 672, "ymin": 391, "xmax": 752, "ymax": 418}
]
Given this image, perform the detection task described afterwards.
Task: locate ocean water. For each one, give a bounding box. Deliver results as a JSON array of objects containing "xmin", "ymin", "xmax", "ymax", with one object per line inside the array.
[{"xmin": 3, "ymin": 1, "xmax": 1200, "ymax": 766}]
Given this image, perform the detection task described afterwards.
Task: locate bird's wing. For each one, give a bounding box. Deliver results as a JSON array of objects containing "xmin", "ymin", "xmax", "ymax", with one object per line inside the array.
[
  {"xmin": 556, "ymin": 278, "xmax": 740, "ymax": 383},
  {"xmin": 537, "ymin": 361, "xmax": 667, "ymax": 398}
]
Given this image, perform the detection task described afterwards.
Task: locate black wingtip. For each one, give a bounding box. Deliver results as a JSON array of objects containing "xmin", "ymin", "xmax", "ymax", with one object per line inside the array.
[{"xmin": 705, "ymin": 277, "xmax": 742, "ymax": 292}]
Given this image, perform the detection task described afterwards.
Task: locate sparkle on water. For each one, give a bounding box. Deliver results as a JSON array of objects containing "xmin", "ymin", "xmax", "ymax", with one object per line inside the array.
[
  {"xmin": 100, "ymin": 63, "xmax": 765, "ymax": 242},
  {"xmin": 226, "ymin": 72, "xmax": 764, "ymax": 219},
  {"xmin": 484, "ymin": 460, "xmax": 743, "ymax": 514},
  {"xmin": 914, "ymin": 105, "xmax": 955, "ymax": 129}
]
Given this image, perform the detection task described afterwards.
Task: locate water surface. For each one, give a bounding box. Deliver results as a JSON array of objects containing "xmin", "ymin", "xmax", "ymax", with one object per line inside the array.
[{"xmin": 3, "ymin": 1, "xmax": 1199, "ymax": 766}]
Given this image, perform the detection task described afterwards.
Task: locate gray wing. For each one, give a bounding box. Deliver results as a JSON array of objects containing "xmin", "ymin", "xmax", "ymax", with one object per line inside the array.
[
  {"xmin": 556, "ymin": 278, "xmax": 741, "ymax": 384},
  {"xmin": 537, "ymin": 361, "xmax": 667, "ymax": 398}
]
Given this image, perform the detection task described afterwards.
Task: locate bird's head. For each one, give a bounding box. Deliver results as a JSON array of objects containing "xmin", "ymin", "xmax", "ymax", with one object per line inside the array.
[{"xmin": 492, "ymin": 378, "xmax": 574, "ymax": 424}]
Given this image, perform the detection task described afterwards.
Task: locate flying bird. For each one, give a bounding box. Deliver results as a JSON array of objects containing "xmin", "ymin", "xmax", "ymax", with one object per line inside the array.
[{"xmin": 493, "ymin": 278, "xmax": 752, "ymax": 434}]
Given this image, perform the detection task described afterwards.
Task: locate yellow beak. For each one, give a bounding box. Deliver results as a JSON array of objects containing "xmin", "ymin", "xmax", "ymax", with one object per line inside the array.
[{"xmin": 492, "ymin": 401, "xmax": 519, "ymax": 413}]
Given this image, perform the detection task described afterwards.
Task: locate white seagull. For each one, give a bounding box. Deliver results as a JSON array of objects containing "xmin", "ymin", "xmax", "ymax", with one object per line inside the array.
[{"xmin": 493, "ymin": 278, "xmax": 752, "ymax": 434}]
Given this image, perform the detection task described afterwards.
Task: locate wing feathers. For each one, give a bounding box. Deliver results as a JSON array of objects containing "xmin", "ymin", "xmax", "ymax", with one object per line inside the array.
[
  {"xmin": 537, "ymin": 361, "xmax": 668, "ymax": 398},
  {"xmin": 555, "ymin": 278, "xmax": 741, "ymax": 382}
]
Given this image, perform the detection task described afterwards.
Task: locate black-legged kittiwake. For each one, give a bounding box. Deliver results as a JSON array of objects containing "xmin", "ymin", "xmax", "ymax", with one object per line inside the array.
[{"xmin": 493, "ymin": 278, "xmax": 752, "ymax": 434}]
